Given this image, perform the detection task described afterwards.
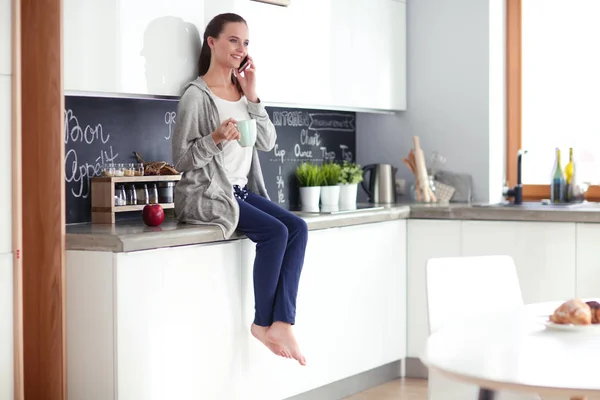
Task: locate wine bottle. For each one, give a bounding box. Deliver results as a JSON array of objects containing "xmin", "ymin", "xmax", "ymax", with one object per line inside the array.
[
  {"xmin": 564, "ymin": 147, "xmax": 575, "ymax": 202},
  {"xmin": 551, "ymin": 148, "xmax": 566, "ymax": 203}
]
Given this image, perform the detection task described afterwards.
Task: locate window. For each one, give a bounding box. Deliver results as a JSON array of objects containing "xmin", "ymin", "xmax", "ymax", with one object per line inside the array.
[{"xmin": 507, "ymin": 0, "xmax": 600, "ymax": 199}]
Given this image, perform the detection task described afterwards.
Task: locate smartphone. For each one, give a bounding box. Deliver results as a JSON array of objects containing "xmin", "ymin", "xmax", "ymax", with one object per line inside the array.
[{"xmin": 238, "ymin": 55, "xmax": 250, "ymax": 72}]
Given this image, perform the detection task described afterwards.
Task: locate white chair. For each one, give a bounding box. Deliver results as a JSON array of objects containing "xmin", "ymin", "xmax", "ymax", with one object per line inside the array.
[{"xmin": 425, "ymin": 255, "xmax": 540, "ymax": 400}]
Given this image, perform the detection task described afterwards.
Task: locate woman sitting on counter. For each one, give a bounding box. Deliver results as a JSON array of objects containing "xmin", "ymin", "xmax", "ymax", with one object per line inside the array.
[{"xmin": 172, "ymin": 13, "xmax": 308, "ymax": 366}]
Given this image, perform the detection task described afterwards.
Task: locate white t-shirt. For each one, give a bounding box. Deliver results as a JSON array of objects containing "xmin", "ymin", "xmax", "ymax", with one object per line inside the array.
[{"xmin": 210, "ymin": 94, "xmax": 253, "ymax": 188}]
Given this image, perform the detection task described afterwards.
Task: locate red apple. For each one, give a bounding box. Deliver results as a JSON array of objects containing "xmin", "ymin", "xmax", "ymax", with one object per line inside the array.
[{"xmin": 142, "ymin": 204, "xmax": 165, "ymax": 227}]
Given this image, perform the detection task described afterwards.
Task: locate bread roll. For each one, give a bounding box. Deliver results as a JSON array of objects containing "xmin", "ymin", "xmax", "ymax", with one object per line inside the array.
[
  {"xmin": 585, "ymin": 300, "xmax": 600, "ymax": 324},
  {"xmin": 550, "ymin": 299, "xmax": 592, "ymax": 325}
]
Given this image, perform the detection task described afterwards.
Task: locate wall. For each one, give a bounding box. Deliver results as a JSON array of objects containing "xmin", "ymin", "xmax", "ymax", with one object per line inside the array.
[
  {"xmin": 356, "ymin": 0, "xmax": 506, "ymax": 203},
  {"xmin": 0, "ymin": 0, "xmax": 14, "ymax": 397}
]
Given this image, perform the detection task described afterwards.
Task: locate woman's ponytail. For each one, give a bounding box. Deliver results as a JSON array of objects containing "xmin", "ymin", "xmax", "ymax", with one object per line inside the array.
[{"xmin": 198, "ymin": 40, "xmax": 211, "ymax": 77}]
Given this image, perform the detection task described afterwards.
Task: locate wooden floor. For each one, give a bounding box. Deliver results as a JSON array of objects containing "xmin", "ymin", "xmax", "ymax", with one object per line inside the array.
[{"xmin": 344, "ymin": 378, "xmax": 428, "ymax": 400}]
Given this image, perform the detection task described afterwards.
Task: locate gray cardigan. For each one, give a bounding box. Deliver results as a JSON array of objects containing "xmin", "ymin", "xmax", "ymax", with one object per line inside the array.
[{"xmin": 172, "ymin": 78, "xmax": 277, "ymax": 239}]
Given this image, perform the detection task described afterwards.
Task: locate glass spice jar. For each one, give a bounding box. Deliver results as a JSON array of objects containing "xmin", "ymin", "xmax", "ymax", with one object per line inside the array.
[
  {"xmin": 102, "ymin": 163, "xmax": 115, "ymax": 177},
  {"xmin": 115, "ymin": 184, "xmax": 126, "ymax": 206},
  {"xmin": 158, "ymin": 181, "xmax": 174, "ymax": 203},
  {"xmin": 136, "ymin": 183, "xmax": 149, "ymax": 205},
  {"xmin": 124, "ymin": 163, "xmax": 135, "ymax": 177},
  {"xmin": 148, "ymin": 183, "xmax": 159, "ymax": 204},
  {"xmin": 126, "ymin": 184, "xmax": 137, "ymax": 205},
  {"xmin": 114, "ymin": 163, "xmax": 125, "ymax": 177}
]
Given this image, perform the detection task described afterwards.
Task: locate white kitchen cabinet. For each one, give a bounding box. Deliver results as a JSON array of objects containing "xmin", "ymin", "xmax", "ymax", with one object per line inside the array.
[
  {"xmin": 0, "ymin": 0, "xmax": 10, "ymax": 75},
  {"xmin": 238, "ymin": 0, "xmax": 406, "ymax": 110},
  {"xmin": 575, "ymin": 223, "xmax": 600, "ymax": 299},
  {"xmin": 241, "ymin": 220, "xmax": 406, "ymax": 400},
  {"xmin": 116, "ymin": 243, "xmax": 244, "ymax": 400},
  {"xmin": 461, "ymin": 221, "xmax": 577, "ymax": 304},
  {"xmin": 67, "ymin": 241, "xmax": 243, "ymax": 400},
  {"xmin": 63, "ymin": 0, "xmax": 407, "ymax": 111},
  {"xmin": 0, "ymin": 253, "xmax": 13, "ymax": 400},
  {"xmin": 389, "ymin": 0, "xmax": 407, "ymax": 110},
  {"xmin": 341, "ymin": 0, "xmax": 406, "ymax": 110},
  {"xmin": 66, "ymin": 219, "xmax": 406, "ymax": 400},
  {"xmin": 63, "ymin": 0, "xmax": 204, "ymax": 95},
  {"xmin": 235, "ymin": 0, "xmax": 334, "ymax": 106},
  {"xmin": 406, "ymin": 219, "xmax": 462, "ymax": 358}
]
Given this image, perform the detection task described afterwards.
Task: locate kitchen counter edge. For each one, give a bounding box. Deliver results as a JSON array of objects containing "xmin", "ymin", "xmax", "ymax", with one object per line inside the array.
[
  {"xmin": 67, "ymin": 203, "xmax": 600, "ymax": 253},
  {"xmin": 408, "ymin": 203, "xmax": 600, "ymax": 223},
  {"xmin": 66, "ymin": 205, "xmax": 411, "ymax": 253}
]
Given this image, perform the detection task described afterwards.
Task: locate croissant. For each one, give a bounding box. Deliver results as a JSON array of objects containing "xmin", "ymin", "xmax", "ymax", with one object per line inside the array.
[
  {"xmin": 550, "ymin": 299, "xmax": 592, "ymax": 325},
  {"xmin": 160, "ymin": 164, "xmax": 179, "ymax": 175},
  {"xmin": 585, "ymin": 301, "xmax": 600, "ymax": 324},
  {"xmin": 145, "ymin": 161, "xmax": 167, "ymax": 176},
  {"xmin": 133, "ymin": 152, "xmax": 179, "ymax": 176}
]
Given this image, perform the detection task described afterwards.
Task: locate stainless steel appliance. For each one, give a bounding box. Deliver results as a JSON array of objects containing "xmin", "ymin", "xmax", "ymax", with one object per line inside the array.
[{"xmin": 361, "ymin": 163, "xmax": 397, "ymax": 203}]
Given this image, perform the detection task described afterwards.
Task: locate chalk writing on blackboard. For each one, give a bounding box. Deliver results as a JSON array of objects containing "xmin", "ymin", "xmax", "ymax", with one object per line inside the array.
[
  {"xmin": 164, "ymin": 111, "xmax": 177, "ymax": 140},
  {"xmin": 261, "ymin": 107, "xmax": 356, "ymax": 207},
  {"xmin": 272, "ymin": 111, "xmax": 310, "ymax": 127},
  {"xmin": 64, "ymin": 109, "xmax": 119, "ymax": 199},
  {"xmin": 269, "ymin": 126, "xmax": 350, "ymax": 163},
  {"xmin": 340, "ymin": 144, "xmax": 353, "ymax": 162},
  {"xmin": 308, "ymin": 113, "xmax": 355, "ymax": 132},
  {"xmin": 276, "ymin": 166, "xmax": 285, "ymax": 204}
]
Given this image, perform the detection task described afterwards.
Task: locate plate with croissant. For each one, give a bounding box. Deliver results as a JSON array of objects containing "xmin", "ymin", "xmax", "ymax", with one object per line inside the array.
[{"xmin": 543, "ymin": 299, "xmax": 600, "ymax": 332}]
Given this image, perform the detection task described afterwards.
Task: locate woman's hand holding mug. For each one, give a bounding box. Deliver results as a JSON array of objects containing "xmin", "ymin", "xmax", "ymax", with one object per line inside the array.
[{"xmin": 211, "ymin": 117, "xmax": 240, "ymax": 144}]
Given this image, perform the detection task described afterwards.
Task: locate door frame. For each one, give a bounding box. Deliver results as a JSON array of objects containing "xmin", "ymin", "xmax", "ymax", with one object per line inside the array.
[
  {"xmin": 19, "ymin": 0, "xmax": 66, "ymax": 398},
  {"xmin": 11, "ymin": 0, "xmax": 23, "ymax": 397}
]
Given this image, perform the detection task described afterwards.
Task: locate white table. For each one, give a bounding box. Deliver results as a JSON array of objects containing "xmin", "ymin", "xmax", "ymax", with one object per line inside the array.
[{"xmin": 420, "ymin": 303, "xmax": 600, "ymax": 399}]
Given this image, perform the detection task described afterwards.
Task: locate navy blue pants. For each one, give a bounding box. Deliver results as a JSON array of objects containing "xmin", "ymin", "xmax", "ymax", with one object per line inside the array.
[{"xmin": 235, "ymin": 188, "xmax": 308, "ymax": 327}]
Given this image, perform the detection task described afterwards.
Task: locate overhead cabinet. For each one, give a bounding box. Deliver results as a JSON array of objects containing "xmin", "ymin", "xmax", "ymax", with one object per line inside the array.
[{"xmin": 63, "ymin": 0, "xmax": 407, "ymax": 111}]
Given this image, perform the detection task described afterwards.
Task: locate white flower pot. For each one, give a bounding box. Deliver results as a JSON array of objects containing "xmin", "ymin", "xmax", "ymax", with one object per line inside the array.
[
  {"xmin": 320, "ymin": 185, "xmax": 340, "ymax": 207},
  {"xmin": 339, "ymin": 183, "xmax": 358, "ymax": 209},
  {"xmin": 299, "ymin": 186, "xmax": 321, "ymax": 212},
  {"xmin": 321, "ymin": 204, "xmax": 339, "ymax": 213}
]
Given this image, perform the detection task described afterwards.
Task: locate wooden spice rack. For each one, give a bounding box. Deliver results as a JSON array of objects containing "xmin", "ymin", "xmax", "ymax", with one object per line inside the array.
[{"xmin": 90, "ymin": 175, "xmax": 181, "ymax": 224}]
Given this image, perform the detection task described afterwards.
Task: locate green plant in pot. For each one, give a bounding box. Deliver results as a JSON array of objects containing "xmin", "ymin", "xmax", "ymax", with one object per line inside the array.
[
  {"xmin": 319, "ymin": 162, "xmax": 342, "ymax": 208},
  {"xmin": 338, "ymin": 161, "xmax": 363, "ymax": 209},
  {"xmin": 296, "ymin": 162, "xmax": 322, "ymax": 212}
]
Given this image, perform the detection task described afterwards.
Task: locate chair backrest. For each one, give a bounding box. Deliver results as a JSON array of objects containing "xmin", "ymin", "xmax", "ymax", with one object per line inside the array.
[{"xmin": 426, "ymin": 255, "xmax": 524, "ymax": 334}]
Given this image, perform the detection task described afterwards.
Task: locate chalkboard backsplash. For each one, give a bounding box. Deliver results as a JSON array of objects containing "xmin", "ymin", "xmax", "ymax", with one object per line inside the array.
[{"xmin": 64, "ymin": 95, "xmax": 356, "ymax": 224}]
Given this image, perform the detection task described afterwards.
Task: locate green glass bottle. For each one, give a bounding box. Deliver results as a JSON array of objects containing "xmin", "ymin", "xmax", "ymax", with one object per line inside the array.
[{"xmin": 551, "ymin": 148, "xmax": 566, "ymax": 203}]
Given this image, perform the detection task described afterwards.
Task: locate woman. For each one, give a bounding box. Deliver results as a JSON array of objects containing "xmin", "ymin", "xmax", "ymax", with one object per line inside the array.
[{"xmin": 172, "ymin": 13, "xmax": 308, "ymax": 366}]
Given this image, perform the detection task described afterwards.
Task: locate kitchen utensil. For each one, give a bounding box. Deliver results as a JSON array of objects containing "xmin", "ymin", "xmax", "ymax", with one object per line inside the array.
[
  {"xmin": 429, "ymin": 151, "xmax": 447, "ymax": 177},
  {"xmin": 413, "ymin": 136, "xmax": 431, "ymax": 202},
  {"xmin": 433, "ymin": 181, "xmax": 456, "ymax": 203},
  {"xmin": 435, "ymin": 170, "xmax": 473, "ymax": 203},
  {"xmin": 361, "ymin": 163, "xmax": 397, "ymax": 203},
  {"xmin": 403, "ymin": 153, "xmax": 423, "ymax": 201}
]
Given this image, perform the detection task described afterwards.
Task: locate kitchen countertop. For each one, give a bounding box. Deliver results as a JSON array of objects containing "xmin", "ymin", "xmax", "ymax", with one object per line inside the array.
[
  {"xmin": 407, "ymin": 201, "xmax": 600, "ymax": 223},
  {"xmin": 67, "ymin": 201, "xmax": 600, "ymax": 253},
  {"xmin": 66, "ymin": 204, "xmax": 411, "ymax": 252}
]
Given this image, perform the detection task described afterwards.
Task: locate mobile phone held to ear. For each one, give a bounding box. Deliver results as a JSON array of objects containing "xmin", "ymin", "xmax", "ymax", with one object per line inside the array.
[{"xmin": 239, "ymin": 55, "xmax": 250, "ymax": 72}]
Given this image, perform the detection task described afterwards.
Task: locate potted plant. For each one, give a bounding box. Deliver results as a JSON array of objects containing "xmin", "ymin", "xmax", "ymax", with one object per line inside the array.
[
  {"xmin": 296, "ymin": 162, "xmax": 322, "ymax": 212},
  {"xmin": 338, "ymin": 161, "xmax": 363, "ymax": 208},
  {"xmin": 319, "ymin": 162, "xmax": 342, "ymax": 208}
]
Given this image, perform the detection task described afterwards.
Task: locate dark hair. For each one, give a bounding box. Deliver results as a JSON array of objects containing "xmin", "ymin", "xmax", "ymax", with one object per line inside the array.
[{"xmin": 198, "ymin": 13, "xmax": 247, "ymax": 87}]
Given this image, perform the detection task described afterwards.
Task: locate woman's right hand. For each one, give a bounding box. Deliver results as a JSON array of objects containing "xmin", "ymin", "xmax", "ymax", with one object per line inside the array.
[{"xmin": 211, "ymin": 118, "xmax": 240, "ymax": 144}]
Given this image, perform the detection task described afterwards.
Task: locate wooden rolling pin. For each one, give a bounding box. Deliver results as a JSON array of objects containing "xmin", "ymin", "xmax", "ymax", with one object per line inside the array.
[
  {"xmin": 413, "ymin": 136, "xmax": 431, "ymax": 202},
  {"xmin": 402, "ymin": 157, "xmax": 422, "ymax": 202}
]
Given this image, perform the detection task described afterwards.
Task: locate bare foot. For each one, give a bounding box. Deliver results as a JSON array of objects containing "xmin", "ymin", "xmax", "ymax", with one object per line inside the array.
[
  {"xmin": 266, "ymin": 322, "xmax": 306, "ymax": 366},
  {"xmin": 251, "ymin": 324, "xmax": 291, "ymax": 359}
]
